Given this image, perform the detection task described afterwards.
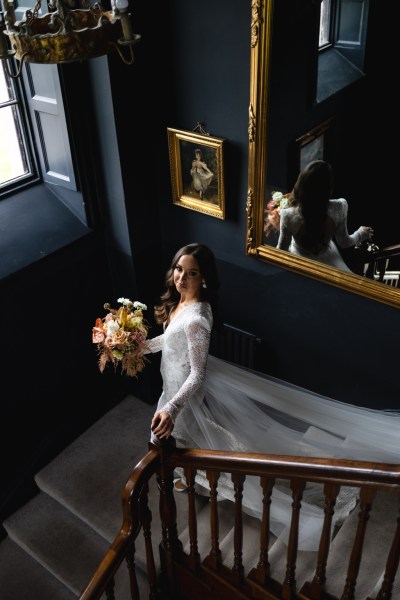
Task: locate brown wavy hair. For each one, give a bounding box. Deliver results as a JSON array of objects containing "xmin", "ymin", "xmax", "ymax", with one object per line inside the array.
[
  {"xmin": 291, "ymin": 160, "xmax": 333, "ymax": 250},
  {"xmin": 154, "ymin": 243, "xmax": 220, "ymax": 326}
]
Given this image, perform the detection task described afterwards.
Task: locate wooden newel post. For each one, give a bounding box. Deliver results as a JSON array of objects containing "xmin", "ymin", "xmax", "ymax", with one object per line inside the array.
[{"xmin": 150, "ymin": 436, "xmax": 182, "ymax": 596}]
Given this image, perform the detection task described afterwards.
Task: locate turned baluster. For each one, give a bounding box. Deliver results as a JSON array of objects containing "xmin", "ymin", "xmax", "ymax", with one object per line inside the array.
[
  {"xmin": 248, "ymin": 476, "xmax": 275, "ymax": 586},
  {"xmin": 205, "ymin": 469, "xmax": 222, "ymax": 569},
  {"xmin": 232, "ymin": 473, "xmax": 246, "ymax": 584},
  {"xmin": 374, "ymin": 495, "xmax": 400, "ymax": 600},
  {"xmin": 281, "ymin": 478, "xmax": 306, "ymax": 599},
  {"xmin": 185, "ymin": 466, "xmax": 201, "ymax": 572},
  {"xmin": 341, "ymin": 487, "xmax": 375, "ymax": 600},
  {"xmin": 301, "ymin": 483, "xmax": 340, "ymax": 598},
  {"xmin": 140, "ymin": 481, "xmax": 158, "ymax": 599}
]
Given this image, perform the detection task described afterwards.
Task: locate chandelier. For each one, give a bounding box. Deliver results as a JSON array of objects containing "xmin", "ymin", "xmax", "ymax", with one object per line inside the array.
[{"xmin": 0, "ymin": 0, "xmax": 140, "ymax": 78}]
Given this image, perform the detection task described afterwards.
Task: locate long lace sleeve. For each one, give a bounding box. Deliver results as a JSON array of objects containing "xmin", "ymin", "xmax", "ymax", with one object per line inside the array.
[
  {"xmin": 333, "ymin": 198, "xmax": 370, "ymax": 248},
  {"xmin": 162, "ymin": 317, "xmax": 211, "ymax": 422},
  {"xmin": 141, "ymin": 334, "xmax": 163, "ymax": 355}
]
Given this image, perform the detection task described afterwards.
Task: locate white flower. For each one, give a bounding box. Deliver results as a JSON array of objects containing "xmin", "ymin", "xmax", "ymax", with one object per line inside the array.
[
  {"xmin": 107, "ymin": 320, "xmax": 120, "ymax": 335},
  {"xmin": 272, "ymin": 191, "xmax": 284, "ymax": 202},
  {"xmin": 117, "ymin": 297, "xmax": 131, "ymax": 305},
  {"xmin": 133, "ymin": 301, "xmax": 147, "ymax": 310}
]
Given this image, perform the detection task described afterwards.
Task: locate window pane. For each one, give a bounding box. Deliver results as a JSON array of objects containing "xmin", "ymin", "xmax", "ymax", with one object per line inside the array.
[
  {"xmin": 0, "ymin": 63, "xmax": 14, "ymax": 103},
  {"xmin": 0, "ymin": 105, "xmax": 28, "ymax": 185},
  {"xmin": 319, "ymin": 0, "xmax": 332, "ymax": 47},
  {"xmin": 0, "ymin": 66, "xmax": 29, "ymax": 187}
]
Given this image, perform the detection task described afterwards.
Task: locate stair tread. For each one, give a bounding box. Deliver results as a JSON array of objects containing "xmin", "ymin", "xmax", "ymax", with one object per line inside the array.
[
  {"xmin": 34, "ymin": 394, "xmax": 156, "ymax": 542},
  {"xmin": 0, "ymin": 537, "xmax": 76, "ymax": 600},
  {"xmin": 2, "ymin": 394, "xmax": 200, "ymax": 597},
  {"xmin": 3, "ymin": 490, "xmax": 151, "ymax": 598},
  {"xmin": 1, "ymin": 394, "xmax": 206, "ymax": 599},
  {"xmin": 33, "ymin": 394, "xmax": 200, "ymax": 559},
  {"xmin": 3, "ymin": 491, "xmax": 112, "ymax": 594}
]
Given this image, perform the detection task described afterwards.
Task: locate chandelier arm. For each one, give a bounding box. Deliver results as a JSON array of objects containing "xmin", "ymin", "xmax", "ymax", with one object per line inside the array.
[
  {"xmin": 109, "ymin": 40, "xmax": 135, "ymax": 66},
  {"xmin": 4, "ymin": 52, "xmax": 28, "ymax": 78}
]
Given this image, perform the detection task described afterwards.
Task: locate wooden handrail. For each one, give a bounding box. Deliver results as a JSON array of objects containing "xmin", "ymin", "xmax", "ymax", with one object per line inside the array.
[
  {"xmin": 369, "ymin": 244, "xmax": 400, "ymax": 261},
  {"xmin": 78, "ymin": 439, "xmax": 400, "ymax": 600},
  {"xmin": 159, "ymin": 445, "xmax": 400, "ymax": 487}
]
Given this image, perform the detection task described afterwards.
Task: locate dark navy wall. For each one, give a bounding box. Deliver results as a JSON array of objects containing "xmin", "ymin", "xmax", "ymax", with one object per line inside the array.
[
  {"xmin": 104, "ymin": 0, "xmax": 398, "ymax": 411},
  {"xmin": 91, "ymin": 0, "xmax": 400, "ymax": 411}
]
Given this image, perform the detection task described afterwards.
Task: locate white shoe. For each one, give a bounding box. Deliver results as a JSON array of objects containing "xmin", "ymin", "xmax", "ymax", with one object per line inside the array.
[{"xmin": 173, "ymin": 478, "xmax": 187, "ymax": 492}]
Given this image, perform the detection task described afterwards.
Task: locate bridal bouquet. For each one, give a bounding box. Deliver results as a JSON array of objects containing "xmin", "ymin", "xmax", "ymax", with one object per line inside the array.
[
  {"xmin": 264, "ymin": 190, "xmax": 291, "ymax": 237},
  {"xmin": 92, "ymin": 298, "xmax": 149, "ymax": 378}
]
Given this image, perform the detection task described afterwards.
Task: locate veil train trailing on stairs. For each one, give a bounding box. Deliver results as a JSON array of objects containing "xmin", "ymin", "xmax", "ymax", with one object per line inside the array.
[{"xmin": 172, "ymin": 355, "xmax": 400, "ymax": 551}]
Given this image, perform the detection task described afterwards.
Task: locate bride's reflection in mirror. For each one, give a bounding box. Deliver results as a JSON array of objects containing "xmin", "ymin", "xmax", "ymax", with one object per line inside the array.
[
  {"xmin": 265, "ymin": 160, "xmax": 374, "ymax": 274},
  {"xmin": 246, "ymin": 0, "xmax": 400, "ymax": 306}
]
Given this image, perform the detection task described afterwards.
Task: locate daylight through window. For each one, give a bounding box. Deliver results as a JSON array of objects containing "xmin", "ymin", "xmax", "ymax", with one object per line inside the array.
[{"xmin": 0, "ymin": 63, "xmax": 32, "ymax": 189}]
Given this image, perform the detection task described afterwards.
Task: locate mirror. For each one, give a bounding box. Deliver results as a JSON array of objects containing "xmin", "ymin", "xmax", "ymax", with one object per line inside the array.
[{"xmin": 245, "ymin": 0, "xmax": 400, "ymax": 309}]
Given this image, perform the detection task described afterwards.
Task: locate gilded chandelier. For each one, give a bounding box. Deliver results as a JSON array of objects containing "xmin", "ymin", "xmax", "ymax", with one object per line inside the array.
[{"xmin": 0, "ymin": 0, "xmax": 140, "ymax": 77}]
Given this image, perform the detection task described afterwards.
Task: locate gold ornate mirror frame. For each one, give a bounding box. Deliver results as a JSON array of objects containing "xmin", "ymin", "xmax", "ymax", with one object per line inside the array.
[{"xmin": 246, "ymin": 0, "xmax": 400, "ymax": 309}]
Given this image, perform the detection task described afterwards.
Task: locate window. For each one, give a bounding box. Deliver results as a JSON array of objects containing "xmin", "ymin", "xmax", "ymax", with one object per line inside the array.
[
  {"xmin": 0, "ymin": 0, "xmax": 77, "ymax": 199},
  {"xmin": 1, "ymin": 60, "xmax": 78, "ymax": 198},
  {"xmin": 0, "ymin": 62, "xmax": 38, "ymax": 194},
  {"xmin": 0, "ymin": 9, "xmax": 91, "ymax": 279},
  {"xmin": 317, "ymin": 0, "xmax": 369, "ymax": 103}
]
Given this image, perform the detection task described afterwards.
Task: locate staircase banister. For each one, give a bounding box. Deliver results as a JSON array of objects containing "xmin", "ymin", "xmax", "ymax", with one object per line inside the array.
[
  {"xmin": 78, "ymin": 440, "xmax": 400, "ymax": 600},
  {"xmin": 161, "ymin": 444, "xmax": 400, "ymax": 488},
  {"xmin": 370, "ymin": 243, "xmax": 400, "ymax": 261}
]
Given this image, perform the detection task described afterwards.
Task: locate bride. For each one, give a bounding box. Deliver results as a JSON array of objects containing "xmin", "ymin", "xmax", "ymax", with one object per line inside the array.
[
  {"xmin": 142, "ymin": 242, "xmax": 400, "ymax": 550},
  {"xmin": 276, "ymin": 160, "xmax": 374, "ymax": 272}
]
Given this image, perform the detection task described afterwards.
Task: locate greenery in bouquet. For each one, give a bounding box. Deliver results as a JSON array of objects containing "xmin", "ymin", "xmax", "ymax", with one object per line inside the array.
[{"xmin": 92, "ymin": 298, "xmax": 150, "ymax": 378}]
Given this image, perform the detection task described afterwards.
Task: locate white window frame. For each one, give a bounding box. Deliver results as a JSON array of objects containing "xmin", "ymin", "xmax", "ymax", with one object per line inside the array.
[{"xmin": 0, "ymin": 0, "xmax": 77, "ymax": 199}]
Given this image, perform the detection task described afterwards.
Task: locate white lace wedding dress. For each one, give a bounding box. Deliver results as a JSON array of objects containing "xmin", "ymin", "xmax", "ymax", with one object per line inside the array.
[
  {"xmin": 277, "ymin": 198, "xmax": 370, "ymax": 272},
  {"xmin": 143, "ymin": 302, "xmax": 400, "ymax": 550}
]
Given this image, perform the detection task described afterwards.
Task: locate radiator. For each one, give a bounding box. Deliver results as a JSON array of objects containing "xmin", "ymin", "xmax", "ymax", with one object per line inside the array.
[{"xmin": 209, "ymin": 323, "xmax": 261, "ymax": 370}]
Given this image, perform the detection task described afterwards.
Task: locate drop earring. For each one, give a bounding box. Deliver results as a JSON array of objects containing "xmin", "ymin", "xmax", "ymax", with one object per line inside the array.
[{"xmin": 202, "ymin": 281, "xmax": 207, "ymax": 289}]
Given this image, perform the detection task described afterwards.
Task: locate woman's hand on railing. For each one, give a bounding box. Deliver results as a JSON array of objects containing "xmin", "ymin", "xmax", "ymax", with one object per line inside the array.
[{"xmin": 151, "ymin": 410, "xmax": 174, "ymax": 439}]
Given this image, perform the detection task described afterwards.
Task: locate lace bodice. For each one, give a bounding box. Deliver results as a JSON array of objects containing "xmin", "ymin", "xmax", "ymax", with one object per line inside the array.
[
  {"xmin": 278, "ymin": 198, "xmax": 369, "ymax": 250},
  {"xmin": 142, "ymin": 302, "xmax": 212, "ymax": 424},
  {"xmin": 276, "ymin": 198, "xmax": 370, "ymax": 271}
]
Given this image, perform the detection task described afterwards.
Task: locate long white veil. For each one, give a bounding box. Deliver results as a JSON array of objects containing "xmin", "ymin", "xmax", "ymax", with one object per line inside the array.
[{"xmin": 180, "ymin": 355, "xmax": 400, "ymax": 550}]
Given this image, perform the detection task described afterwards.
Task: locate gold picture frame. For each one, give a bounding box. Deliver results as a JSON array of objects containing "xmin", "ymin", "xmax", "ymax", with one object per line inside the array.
[{"xmin": 167, "ymin": 128, "xmax": 225, "ymax": 220}]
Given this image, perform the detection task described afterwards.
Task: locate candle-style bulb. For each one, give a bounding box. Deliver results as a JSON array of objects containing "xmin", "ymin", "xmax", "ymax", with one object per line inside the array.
[{"xmin": 115, "ymin": 0, "xmax": 129, "ymax": 10}]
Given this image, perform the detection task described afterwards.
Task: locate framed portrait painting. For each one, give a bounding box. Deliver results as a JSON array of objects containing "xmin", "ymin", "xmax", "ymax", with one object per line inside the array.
[
  {"xmin": 167, "ymin": 128, "xmax": 225, "ymax": 219},
  {"xmin": 289, "ymin": 117, "xmax": 335, "ymax": 185}
]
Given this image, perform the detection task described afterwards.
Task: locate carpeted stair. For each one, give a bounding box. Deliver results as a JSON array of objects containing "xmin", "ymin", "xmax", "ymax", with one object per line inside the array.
[
  {"xmin": 0, "ymin": 394, "xmax": 209, "ymax": 600},
  {"xmin": 1, "ymin": 395, "xmax": 399, "ymax": 599},
  {"xmin": 1, "ymin": 395, "xmax": 159, "ymax": 599}
]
